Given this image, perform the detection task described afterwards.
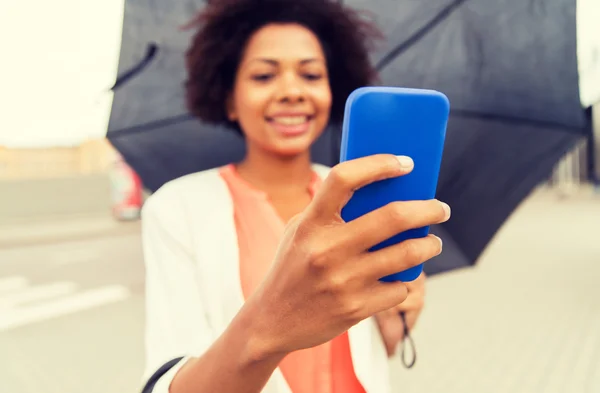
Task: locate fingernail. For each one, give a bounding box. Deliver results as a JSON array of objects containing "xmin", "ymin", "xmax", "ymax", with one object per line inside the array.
[
  {"xmin": 435, "ymin": 235, "xmax": 443, "ymax": 253},
  {"xmin": 396, "ymin": 155, "xmax": 414, "ymax": 169},
  {"xmin": 440, "ymin": 202, "xmax": 451, "ymax": 219}
]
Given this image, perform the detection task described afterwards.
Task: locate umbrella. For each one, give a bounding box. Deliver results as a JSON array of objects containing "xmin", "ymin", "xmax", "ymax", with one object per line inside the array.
[{"xmin": 106, "ymin": 0, "xmax": 592, "ymax": 275}]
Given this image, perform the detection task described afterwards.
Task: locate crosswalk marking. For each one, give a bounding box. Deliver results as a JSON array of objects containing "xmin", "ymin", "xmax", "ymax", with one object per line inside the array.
[
  {"xmin": 0, "ymin": 276, "xmax": 29, "ymax": 293},
  {"xmin": 48, "ymin": 248, "xmax": 99, "ymax": 266},
  {"xmin": 0, "ymin": 276, "xmax": 131, "ymax": 332},
  {"xmin": 0, "ymin": 281, "xmax": 77, "ymax": 309}
]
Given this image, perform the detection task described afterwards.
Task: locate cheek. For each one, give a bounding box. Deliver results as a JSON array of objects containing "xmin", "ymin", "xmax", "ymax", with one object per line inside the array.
[
  {"xmin": 315, "ymin": 85, "xmax": 333, "ymax": 113},
  {"xmin": 236, "ymin": 99, "xmax": 262, "ymax": 123},
  {"xmin": 312, "ymin": 87, "xmax": 332, "ymax": 125},
  {"xmin": 234, "ymin": 83, "xmax": 270, "ymax": 122},
  {"xmin": 233, "ymin": 87, "xmax": 273, "ymax": 141}
]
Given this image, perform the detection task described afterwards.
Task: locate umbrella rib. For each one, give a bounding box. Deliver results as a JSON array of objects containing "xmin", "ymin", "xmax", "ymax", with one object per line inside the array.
[
  {"xmin": 107, "ymin": 114, "xmax": 193, "ymax": 137},
  {"xmin": 375, "ymin": 0, "xmax": 469, "ymax": 71}
]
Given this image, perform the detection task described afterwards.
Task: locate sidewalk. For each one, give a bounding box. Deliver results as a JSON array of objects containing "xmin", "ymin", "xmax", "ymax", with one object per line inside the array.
[
  {"xmin": 388, "ymin": 186, "xmax": 600, "ymax": 393},
  {"xmin": 0, "ymin": 173, "xmax": 144, "ymax": 249},
  {"xmin": 0, "ymin": 213, "xmax": 140, "ymax": 249}
]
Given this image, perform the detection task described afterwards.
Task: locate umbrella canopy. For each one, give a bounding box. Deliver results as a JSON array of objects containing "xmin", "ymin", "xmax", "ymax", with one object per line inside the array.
[{"xmin": 106, "ymin": 0, "xmax": 591, "ymax": 275}]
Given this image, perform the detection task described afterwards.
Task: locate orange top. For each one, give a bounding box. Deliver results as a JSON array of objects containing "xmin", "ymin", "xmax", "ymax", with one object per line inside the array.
[{"xmin": 219, "ymin": 164, "xmax": 365, "ymax": 393}]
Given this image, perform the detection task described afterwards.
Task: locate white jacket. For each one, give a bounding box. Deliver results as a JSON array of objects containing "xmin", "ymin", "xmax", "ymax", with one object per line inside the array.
[{"xmin": 140, "ymin": 164, "xmax": 391, "ymax": 393}]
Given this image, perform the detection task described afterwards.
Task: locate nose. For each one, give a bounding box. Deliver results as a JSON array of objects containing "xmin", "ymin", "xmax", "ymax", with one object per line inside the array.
[{"xmin": 276, "ymin": 72, "xmax": 305, "ymax": 103}]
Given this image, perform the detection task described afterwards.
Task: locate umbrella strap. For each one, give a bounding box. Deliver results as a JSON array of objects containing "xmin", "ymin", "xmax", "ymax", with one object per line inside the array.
[
  {"xmin": 110, "ymin": 43, "xmax": 159, "ymax": 91},
  {"xmin": 399, "ymin": 311, "xmax": 417, "ymax": 368}
]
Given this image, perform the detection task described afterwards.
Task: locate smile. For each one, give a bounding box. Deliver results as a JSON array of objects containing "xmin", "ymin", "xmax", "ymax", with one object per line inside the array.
[
  {"xmin": 268, "ymin": 115, "xmax": 311, "ymax": 125},
  {"xmin": 266, "ymin": 115, "xmax": 314, "ymax": 136}
]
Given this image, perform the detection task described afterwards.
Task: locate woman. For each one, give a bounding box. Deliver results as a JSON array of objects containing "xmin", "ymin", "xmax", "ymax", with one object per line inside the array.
[{"xmin": 140, "ymin": 1, "xmax": 450, "ymax": 392}]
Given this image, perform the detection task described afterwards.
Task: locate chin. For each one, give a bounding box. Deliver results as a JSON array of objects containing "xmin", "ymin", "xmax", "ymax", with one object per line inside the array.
[
  {"xmin": 267, "ymin": 138, "xmax": 316, "ymax": 158},
  {"xmin": 270, "ymin": 145, "xmax": 312, "ymax": 158}
]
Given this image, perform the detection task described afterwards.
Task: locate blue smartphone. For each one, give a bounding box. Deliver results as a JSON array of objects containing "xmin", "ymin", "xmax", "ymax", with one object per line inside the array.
[{"xmin": 339, "ymin": 86, "xmax": 449, "ymax": 282}]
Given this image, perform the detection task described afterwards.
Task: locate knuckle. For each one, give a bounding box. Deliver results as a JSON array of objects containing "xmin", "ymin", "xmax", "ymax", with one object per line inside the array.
[
  {"xmin": 388, "ymin": 283, "xmax": 409, "ymax": 306},
  {"xmin": 374, "ymin": 154, "xmax": 400, "ymax": 170},
  {"xmin": 387, "ymin": 201, "xmax": 409, "ymax": 223},
  {"xmin": 306, "ymin": 242, "xmax": 332, "ymax": 271},
  {"xmin": 396, "ymin": 237, "xmax": 440, "ymax": 267},
  {"xmin": 320, "ymin": 277, "xmax": 363, "ymax": 321},
  {"xmin": 397, "ymin": 284, "xmax": 409, "ymax": 302},
  {"xmin": 293, "ymin": 217, "xmax": 314, "ymax": 241},
  {"xmin": 325, "ymin": 272, "xmax": 347, "ymax": 295},
  {"xmin": 342, "ymin": 297, "xmax": 364, "ymax": 320},
  {"xmin": 329, "ymin": 166, "xmax": 352, "ymax": 189},
  {"xmin": 400, "ymin": 239, "xmax": 422, "ymax": 263}
]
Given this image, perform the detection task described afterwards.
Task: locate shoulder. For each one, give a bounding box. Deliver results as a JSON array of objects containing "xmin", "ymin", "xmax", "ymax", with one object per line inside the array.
[{"xmin": 142, "ymin": 167, "xmax": 230, "ymax": 223}]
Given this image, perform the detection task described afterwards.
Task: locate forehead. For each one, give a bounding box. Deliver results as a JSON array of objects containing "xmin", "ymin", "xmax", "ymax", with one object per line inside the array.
[{"xmin": 241, "ymin": 23, "xmax": 326, "ymax": 62}]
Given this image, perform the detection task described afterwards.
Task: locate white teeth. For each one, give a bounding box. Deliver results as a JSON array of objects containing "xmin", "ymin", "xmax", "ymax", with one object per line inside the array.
[{"xmin": 272, "ymin": 116, "xmax": 308, "ymax": 125}]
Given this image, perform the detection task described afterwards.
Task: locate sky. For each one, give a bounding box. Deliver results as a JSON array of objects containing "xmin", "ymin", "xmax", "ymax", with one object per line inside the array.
[
  {"xmin": 0, "ymin": 0, "xmax": 124, "ymax": 148},
  {"xmin": 0, "ymin": 0, "xmax": 598, "ymax": 149}
]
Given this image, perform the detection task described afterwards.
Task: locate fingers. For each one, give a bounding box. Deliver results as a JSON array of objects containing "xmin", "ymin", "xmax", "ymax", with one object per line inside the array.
[
  {"xmin": 364, "ymin": 280, "xmax": 409, "ymax": 317},
  {"xmin": 394, "ymin": 291, "xmax": 424, "ymax": 312},
  {"xmin": 374, "ymin": 310, "xmax": 406, "ymax": 356},
  {"xmin": 384, "ymin": 273, "xmax": 425, "ymax": 312},
  {"xmin": 402, "ymin": 309, "xmax": 421, "ymax": 332},
  {"xmin": 307, "ymin": 154, "xmax": 414, "ymax": 222},
  {"xmin": 359, "ymin": 234, "xmax": 443, "ymax": 281},
  {"xmin": 343, "ymin": 199, "xmax": 450, "ymax": 252}
]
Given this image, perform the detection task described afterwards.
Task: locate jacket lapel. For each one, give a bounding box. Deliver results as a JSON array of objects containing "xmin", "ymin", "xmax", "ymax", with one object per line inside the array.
[{"xmin": 200, "ymin": 170, "xmax": 292, "ymax": 393}]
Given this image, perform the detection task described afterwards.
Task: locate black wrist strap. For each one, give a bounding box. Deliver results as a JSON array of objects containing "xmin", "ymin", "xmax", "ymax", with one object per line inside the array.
[
  {"xmin": 141, "ymin": 357, "xmax": 184, "ymax": 393},
  {"xmin": 399, "ymin": 312, "xmax": 417, "ymax": 369}
]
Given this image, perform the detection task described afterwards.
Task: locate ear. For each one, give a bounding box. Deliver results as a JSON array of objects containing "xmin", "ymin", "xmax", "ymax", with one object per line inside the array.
[{"xmin": 226, "ymin": 94, "xmax": 237, "ymax": 121}]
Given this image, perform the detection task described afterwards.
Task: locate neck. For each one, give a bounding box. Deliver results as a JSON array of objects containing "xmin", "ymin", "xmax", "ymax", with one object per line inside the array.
[{"xmin": 235, "ymin": 145, "xmax": 314, "ymax": 193}]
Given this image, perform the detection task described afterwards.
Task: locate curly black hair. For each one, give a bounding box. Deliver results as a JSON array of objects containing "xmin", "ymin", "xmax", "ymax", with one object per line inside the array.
[{"xmin": 183, "ymin": 0, "xmax": 383, "ymax": 131}]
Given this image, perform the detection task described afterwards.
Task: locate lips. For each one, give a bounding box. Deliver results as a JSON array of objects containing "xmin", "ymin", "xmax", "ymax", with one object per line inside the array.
[{"xmin": 266, "ymin": 114, "xmax": 313, "ymax": 136}]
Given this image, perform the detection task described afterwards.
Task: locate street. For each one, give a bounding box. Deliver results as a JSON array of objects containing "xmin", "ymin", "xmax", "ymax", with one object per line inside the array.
[
  {"xmin": 0, "ymin": 232, "xmax": 145, "ymax": 393},
  {"xmin": 1, "ymin": 188, "xmax": 599, "ymax": 393}
]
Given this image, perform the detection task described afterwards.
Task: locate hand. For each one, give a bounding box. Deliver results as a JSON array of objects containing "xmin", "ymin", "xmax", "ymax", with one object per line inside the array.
[
  {"xmin": 242, "ymin": 154, "xmax": 451, "ymax": 359},
  {"xmin": 375, "ymin": 272, "xmax": 426, "ymax": 357}
]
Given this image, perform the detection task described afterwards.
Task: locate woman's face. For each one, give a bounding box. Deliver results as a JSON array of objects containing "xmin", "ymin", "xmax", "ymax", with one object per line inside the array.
[{"xmin": 227, "ymin": 23, "xmax": 332, "ymax": 158}]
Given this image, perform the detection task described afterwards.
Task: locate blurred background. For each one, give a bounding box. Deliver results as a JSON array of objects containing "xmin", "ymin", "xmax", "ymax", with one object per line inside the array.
[{"xmin": 1, "ymin": 0, "xmax": 599, "ymax": 392}]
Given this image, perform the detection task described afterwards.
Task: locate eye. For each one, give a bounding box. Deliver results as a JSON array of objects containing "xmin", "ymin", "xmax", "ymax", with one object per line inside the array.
[
  {"xmin": 251, "ymin": 74, "xmax": 274, "ymax": 82},
  {"xmin": 303, "ymin": 73, "xmax": 323, "ymax": 81}
]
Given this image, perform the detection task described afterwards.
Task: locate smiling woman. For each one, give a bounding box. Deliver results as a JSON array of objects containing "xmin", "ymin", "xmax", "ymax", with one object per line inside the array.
[
  {"xmin": 177, "ymin": 0, "xmax": 382, "ymax": 223},
  {"xmin": 139, "ymin": 1, "xmax": 445, "ymax": 393}
]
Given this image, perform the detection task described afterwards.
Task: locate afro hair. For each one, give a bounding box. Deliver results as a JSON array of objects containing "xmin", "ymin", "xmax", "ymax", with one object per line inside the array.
[{"xmin": 183, "ymin": 0, "xmax": 383, "ymax": 131}]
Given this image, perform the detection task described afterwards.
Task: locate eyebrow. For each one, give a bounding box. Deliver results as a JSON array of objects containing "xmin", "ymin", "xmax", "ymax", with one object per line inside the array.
[{"xmin": 250, "ymin": 58, "xmax": 323, "ymax": 66}]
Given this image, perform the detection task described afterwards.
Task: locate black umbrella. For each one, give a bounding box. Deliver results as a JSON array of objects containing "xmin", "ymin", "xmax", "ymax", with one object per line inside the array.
[{"xmin": 106, "ymin": 0, "xmax": 591, "ymax": 275}]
